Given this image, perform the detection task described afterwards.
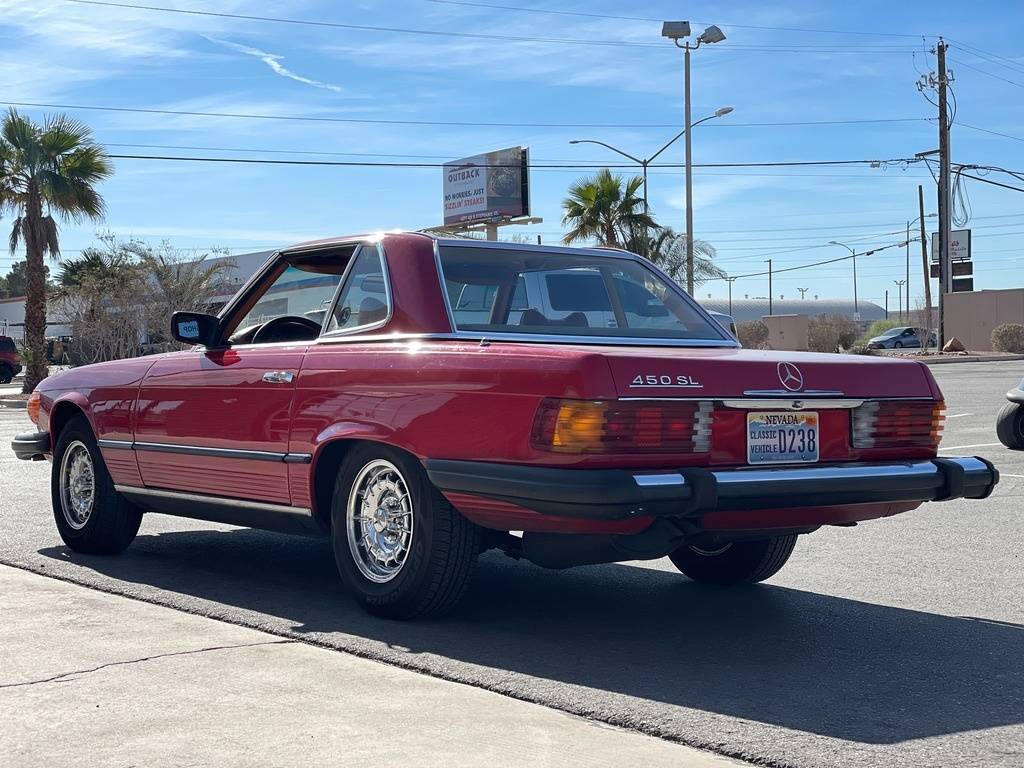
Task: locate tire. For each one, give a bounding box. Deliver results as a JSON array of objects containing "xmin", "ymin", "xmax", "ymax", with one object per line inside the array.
[
  {"xmin": 0, "ymin": 363, "xmax": 13, "ymax": 384},
  {"xmin": 996, "ymin": 402, "xmax": 1024, "ymax": 450},
  {"xmin": 669, "ymin": 535, "xmax": 797, "ymax": 586},
  {"xmin": 331, "ymin": 444, "xmax": 480, "ymax": 619},
  {"xmin": 894, "ymin": 341, "xmax": 903, "ymax": 349},
  {"xmin": 51, "ymin": 415, "xmax": 142, "ymax": 554}
]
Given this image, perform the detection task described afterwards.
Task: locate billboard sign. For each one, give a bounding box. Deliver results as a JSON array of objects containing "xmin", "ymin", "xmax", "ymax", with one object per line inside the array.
[
  {"xmin": 930, "ymin": 229, "xmax": 971, "ymax": 262},
  {"xmin": 443, "ymin": 147, "xmax": 530, "ymax": 226}
]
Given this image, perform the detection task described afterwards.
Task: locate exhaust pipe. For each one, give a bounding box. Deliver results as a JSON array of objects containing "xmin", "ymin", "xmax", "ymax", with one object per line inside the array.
[{"xmin": 521, "ymin": 519, "xmax": 687, "ymax": 570}]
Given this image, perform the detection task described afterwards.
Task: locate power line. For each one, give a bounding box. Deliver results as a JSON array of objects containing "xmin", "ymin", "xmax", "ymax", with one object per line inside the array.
[
  {"xmin": 423, "ymin": 0, "xmax": 930, "ymax": 37},
  {"xmin": 958, "ymin": 172, "xmax": 1024, "ymax": 193},
  {"xmin": 948, "ymin": 57, "xmax": 1024, "ymax": 89},
  {"xmin": 61, "ymin": 0, "xmax": 665, "ymax": 49},
  {"xmin": 956, "ymin": 122, "xmax": 1024, "ymax": 144},
  {"xmin": 3, "ymin": 100, "xmax": 930, "ymax": 130},
  {"xmin": 64, "ymin": 0, "xmax": 925, "ymax": 50}
]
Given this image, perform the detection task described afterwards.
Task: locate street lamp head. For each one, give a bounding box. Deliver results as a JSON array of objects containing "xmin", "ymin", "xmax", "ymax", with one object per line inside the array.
[
  {"xmin": 714, "ymin": 106, "xmax": 734, "ymax": 117},
  {"xmin": 661, "ymin": 21, "xmax": 692, "ymax": 40},
  {"xmin": 568, "ymin": 140, "xmax": 581, "ymax": 144},
  {"xmin": 828, "ymin": 240, "xmax": 840, "ymax": 245},
  {"xmin": 699, "ymin": 24, "xmax": 726, "ymax": 44}
]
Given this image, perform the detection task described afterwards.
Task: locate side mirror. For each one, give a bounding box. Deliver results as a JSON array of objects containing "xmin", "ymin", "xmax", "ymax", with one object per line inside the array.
[{"xmin": 171, "ymin": 311, "xmax": 223, "ymax": 348}]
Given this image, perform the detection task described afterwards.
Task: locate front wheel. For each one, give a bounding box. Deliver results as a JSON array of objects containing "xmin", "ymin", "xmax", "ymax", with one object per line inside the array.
[
  {"xmin": 0, "ymin": 364, "xmax": 13, "ymax": 384},
  {"xmin": 894, "ymin": 341, "xmax": 904, "ymax": 349},
  {"xmin": 51, "ymin": 415, "xmax": 142, "ymax": 554},
  {"xmin": 669, "ymin": 535, "xmax": 797, "ymax": 585},
  {"xmin": 996, "ymin": 402, "xmax": 1024, "ymax": 450},
  {"xmin": 331, "ymin": 445, "xmax": 480, "ymax": 619}
]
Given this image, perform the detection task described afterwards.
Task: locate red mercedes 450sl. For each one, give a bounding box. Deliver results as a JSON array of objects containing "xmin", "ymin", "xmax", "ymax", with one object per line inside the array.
[{"xmin": 13, "ymin": 234, "xmax": 998, "ymax": 618}]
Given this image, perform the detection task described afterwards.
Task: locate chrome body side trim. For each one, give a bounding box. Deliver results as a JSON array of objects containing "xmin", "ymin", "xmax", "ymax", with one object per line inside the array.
[
  {"xmin": 133, "ymin": 441, "xmax": 285, "ymax": 462},
  {"xmin": 97, "ymin": 439, "xmax": 134, "ymax": 450},
  {"xmin": 114, "ymin": 485, "xmax": 312, "ymax": 518},
  {"xmin": 105, "ymin": 441, "xmax": 312, "ymax": 464}
]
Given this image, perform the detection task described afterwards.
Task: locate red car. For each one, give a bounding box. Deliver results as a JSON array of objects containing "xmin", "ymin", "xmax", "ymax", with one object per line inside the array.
[
  {"xmin": 13, "ymin": 234, "xmax": 998, "ymax": 618},
  {"xmin": 0, "ymin": 335, "xmax": 22, "ymax": 384}
]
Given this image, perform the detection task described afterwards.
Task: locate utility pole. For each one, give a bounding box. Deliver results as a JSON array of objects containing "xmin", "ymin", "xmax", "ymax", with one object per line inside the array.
[
  {"xmin": 885, "ymin": 290, "xmax": 889, "ymax": 319},
  {"xmin": 918, "ymin": 184, "xmax": 932, "ymax": 338},
  {"xmin": 766, "ymin": 259, "xmax": 773, "ymax": 316},
  {"xmin": 905, "ymin": 220, "xmax": 911, "ymax": 321},
  {"xmin": 895, "ymin": 280, "xmax": 906, "ymax": 321},
  {"xmin": 725, "ymin": 277, "xmax": 735, "ymax": 315},
  {"xmin": 936, "ymin": 38, "xmax": 953, "ymax": 348}
]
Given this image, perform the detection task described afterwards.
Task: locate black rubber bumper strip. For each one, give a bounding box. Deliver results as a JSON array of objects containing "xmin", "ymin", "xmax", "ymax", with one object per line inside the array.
[
  {"xmin": 11, "ymin": 431, "xmax": 49, "ymax": 461},
  {"xmin": 425, "ymin": 457, "xmax": 999, "ymax": 520}
]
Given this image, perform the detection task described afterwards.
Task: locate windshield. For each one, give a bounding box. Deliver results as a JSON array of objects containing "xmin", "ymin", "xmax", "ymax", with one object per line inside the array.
[{"xmin": 438, "ymin": 246, "xmax": 730, "ymax": 342}]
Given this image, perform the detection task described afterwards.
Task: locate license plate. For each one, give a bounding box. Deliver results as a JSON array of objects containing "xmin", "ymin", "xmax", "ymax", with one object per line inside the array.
[{"xmin": 746, "ymin": 411, "xmax": 819, "ymax": 464}]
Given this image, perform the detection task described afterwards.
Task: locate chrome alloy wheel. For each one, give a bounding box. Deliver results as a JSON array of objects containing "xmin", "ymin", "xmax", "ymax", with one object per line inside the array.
[
  {"xmin": 60, "ymin": 440, "xmax": 95, "ymax": 531},
  {"xmin": 346, "ymin": 459, "xmax": 414, "ymax": 583}
]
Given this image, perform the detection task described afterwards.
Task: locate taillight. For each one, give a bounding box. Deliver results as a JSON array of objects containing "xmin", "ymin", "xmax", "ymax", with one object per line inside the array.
[
  {"xmin": 852, "ymin": 400, "xmax": 945, "ymax": 449},
  {"xmin": 531, "ymin": 398, "xmax": 713, "ymax": 454},
  {"xmin": 27, "ymin": 392, "xmax": 41, "ymax": 425}
]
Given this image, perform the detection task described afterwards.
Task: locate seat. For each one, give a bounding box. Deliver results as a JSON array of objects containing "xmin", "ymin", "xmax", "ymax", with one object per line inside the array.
[
  {"xmin": 518, "ymin": 309, "xmax": 590, "ymax": 328},
  {"xmin": 358, "ymin": 297, "xmax": 388, "ymax": 325}
]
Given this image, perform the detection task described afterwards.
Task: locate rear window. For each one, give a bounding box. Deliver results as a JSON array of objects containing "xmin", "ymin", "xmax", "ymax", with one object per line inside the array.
[
  {"xmin": 438, "ymin": 246, "xmax": 729, "ymax": 342},
  {"xmin": 0, "ymin": 337, "xmax": 16, "ymax": 353}
]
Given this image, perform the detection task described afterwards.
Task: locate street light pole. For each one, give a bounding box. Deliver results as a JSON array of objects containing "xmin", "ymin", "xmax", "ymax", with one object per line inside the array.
[
  {"xmin": 569, "ymin": 107, "xmax": 732, "ymax": 219},
  {"xmin": 662, "ymin": 21, "xmax": 726, "ymax": 295},
  {"xmin": 828, "ymin": 241, "xmax": 859, "ymax": 317},
  {"xmin": 895, "ymin": 280, "xmax": 906, "ymax": 321},
  {"xmin": 766, "ymin": 259, "xmax": 773, "ymax": 316}
]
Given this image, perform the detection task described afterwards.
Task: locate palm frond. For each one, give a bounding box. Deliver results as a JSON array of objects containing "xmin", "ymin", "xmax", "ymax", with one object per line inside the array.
[{"xmin": 8, "ymin": 216, "xmax": 23, "ymax": 255}]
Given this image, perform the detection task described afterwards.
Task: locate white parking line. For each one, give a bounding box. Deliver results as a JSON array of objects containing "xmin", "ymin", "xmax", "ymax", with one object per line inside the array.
[
  {"xmin": 946, "ymin": 413, "xmax": 973, "ymax": 419},
  {"xmin": 1000, "ymin": 473, "xmax": 1024, "ymax": 479},
  {"xmin": 938, "ymin": 443, "xmax": 1002, "ymax": 451}
]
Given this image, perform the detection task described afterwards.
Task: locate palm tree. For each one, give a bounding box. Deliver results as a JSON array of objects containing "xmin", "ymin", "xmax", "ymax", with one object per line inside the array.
[
  {"xmin": 561, "ymin": 169, "xmax": 658, "ymax": 250},
  {"xmin": 0, "ymin": 109, "xmax": 112, "ymax": 391},
  {"xmin": 646, "ymin": 228, "xmax": 726, "ymax": 289}
]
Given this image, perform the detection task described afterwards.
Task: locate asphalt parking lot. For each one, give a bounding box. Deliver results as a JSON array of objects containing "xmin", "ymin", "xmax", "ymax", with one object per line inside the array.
[{"xmin": 1, "ymin": 361, "xmax": 1022, "ymax": 768}]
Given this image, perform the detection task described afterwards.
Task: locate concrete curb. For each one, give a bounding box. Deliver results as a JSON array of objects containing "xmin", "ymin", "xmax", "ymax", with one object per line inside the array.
[
  {"xmin": 0, "ymin": 399, "xmax": 27, "ymax": 409},
  {"xmin": 917, "ymin": 354, "xmax": 1024, "ymax": 365}
]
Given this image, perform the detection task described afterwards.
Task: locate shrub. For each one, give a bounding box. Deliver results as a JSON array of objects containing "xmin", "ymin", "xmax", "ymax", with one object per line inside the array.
[
  {"xmin": 736, "ymin": 320, "xmax": 769, "ymax": 349},
  {"xmin": 846, "ymin": 343, "xmax": 876, "ymax": 356},
  {"xmin": 992, "ymin": 323, "xmax": 1024, "ymax": 353},
  {"xmin": 808, "ymin": 314, "xmax": 860, "ymax": 353}
]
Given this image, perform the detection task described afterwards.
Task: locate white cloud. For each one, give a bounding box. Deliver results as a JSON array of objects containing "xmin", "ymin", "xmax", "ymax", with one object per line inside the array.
[{"xmin": 204, "ymin": 36, "xmax": 345, "ymax": 94}]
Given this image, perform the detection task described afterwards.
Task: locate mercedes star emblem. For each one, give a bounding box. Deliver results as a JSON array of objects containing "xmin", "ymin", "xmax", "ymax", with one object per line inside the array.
[{"xmin": 777, "ymin": 362, "xmax": 804, "ymax": 392}]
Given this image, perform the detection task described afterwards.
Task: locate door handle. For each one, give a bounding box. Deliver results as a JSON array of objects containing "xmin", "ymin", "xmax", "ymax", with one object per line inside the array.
[{"xmin": 262, "ymin": 371, "xmax": 295, "ymax": 384}]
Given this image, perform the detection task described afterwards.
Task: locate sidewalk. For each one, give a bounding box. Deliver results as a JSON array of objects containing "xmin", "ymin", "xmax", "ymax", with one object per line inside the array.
[{"xmin": 0, "ymin": 565, "xmax": 741, "ymax": 768}]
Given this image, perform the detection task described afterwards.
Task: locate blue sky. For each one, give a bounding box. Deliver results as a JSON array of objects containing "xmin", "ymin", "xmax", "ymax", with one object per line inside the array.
[{"xmin": 2, "ymin": 0, "xmax": 1023, "ymax": 311}]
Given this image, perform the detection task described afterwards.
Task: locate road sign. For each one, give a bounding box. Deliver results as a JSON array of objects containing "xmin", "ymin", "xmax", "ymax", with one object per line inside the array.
[
  {"xmin": 952, "ymin": 277, "xmax": 974, "ymax": 292},
  {"xmin": 930, "ymin": 260, "xmax": 973, "ymax": 278},
  {"xmin": 931, "ymin": 229, "xmax": 971, "ymax": 262}
]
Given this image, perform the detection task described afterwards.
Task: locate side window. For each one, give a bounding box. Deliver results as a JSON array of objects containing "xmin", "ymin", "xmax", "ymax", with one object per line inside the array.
[
  {"xmin": 326, "ymin": 247, "xmax": 389, "ymax": 333},
  {"xmin": 237, "ymin": 266, "xmax": 344, "ymax": 331}
]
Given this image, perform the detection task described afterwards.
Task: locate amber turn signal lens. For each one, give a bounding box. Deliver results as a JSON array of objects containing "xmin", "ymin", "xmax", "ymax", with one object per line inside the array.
[
  {"xmin": 27, "ymin": 392, "xmax": 41, "ymax": 425},
  {"xmin": 531, "ymin": 398, "xmax": 713, "ymax": 454}
]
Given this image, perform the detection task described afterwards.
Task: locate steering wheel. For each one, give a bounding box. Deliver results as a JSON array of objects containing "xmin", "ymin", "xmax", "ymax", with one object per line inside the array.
[{"xmin": 250, "ymin": 315, "xmax": 322, "ymax": 345}]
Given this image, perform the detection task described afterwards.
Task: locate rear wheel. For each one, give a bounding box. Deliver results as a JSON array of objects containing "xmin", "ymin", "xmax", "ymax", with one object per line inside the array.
[
  {"xmin": 331, "ymin": 444, "xmax": 480, "ymax": 619},
  {"xmin": 51, "ymin": 416, "xmax": 142, "ymax": 554},
  {"xmin": 996, "ymin": 402, "xmax": 1024, "ymax": 450},
  {"xmin": 669, "ymin": 535, "xmax": 797, "ymax": 585},
  {"xmin": 894, "ymin": 341, "xmax": 904, "ymax": 349}
]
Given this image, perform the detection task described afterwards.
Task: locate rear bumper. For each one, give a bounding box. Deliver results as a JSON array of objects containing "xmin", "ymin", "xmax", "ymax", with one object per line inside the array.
[
  {"xmin": 426, "ymin": 457, "xmax": 999, "ymax": 521},
  {"xmin": 12, "ymin": 431, "xmax": 49, "ymax": 461}
]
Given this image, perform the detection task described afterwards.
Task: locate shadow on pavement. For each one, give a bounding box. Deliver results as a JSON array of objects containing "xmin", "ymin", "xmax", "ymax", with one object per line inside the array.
[{"xmin": 38, "ymin": 525, "xmax": 1023, "ymax": 745}]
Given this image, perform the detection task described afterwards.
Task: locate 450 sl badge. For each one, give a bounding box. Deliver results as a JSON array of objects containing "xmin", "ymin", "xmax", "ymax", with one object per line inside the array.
[{"xmin": 630, "ymin": 374, "xmax": 703, "ymax": 388}]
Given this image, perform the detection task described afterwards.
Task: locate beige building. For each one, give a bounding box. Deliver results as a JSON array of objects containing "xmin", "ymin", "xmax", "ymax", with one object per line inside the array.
[{"xmin": 944, "ymin": 288, "xmax": 1024, "ymax": 351}]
